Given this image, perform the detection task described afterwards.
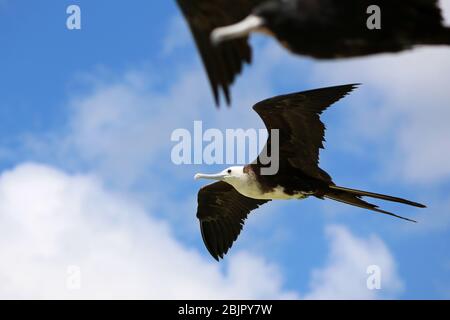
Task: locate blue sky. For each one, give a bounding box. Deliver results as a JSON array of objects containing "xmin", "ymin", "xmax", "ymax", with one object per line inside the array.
[{"xmin": 0, "ymin": 1, "xmax": 449, "ymax": 299}]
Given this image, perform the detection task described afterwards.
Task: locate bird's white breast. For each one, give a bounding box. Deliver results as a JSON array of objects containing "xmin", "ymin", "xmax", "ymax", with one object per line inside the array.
[
  {"xmin": 227, "ymin": 176, "xmax": 308, "ymax": 201},
  {"xmin": 258, "ymin": 186, "xmax": 308, "ymax": 200}
]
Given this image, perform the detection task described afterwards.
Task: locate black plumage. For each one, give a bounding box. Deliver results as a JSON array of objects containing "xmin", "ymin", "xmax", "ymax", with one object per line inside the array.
[
  {"xmin": 196, "ymin": 84, "xmax": 426, "ymax": 260},
  {"xmin": 176, "ymin": 0, "xmax": 264, "ymax": 106},
  {"xmin": 250, "ymin": 0, "xmax": 450, "ymax": 58},
  {"xmin": 197, "ymin": 181, "xmax": 269, "ymax": 261},
  {"xmin": 177, "ymin": 0, "xmax": 450, "ymax": 106}
]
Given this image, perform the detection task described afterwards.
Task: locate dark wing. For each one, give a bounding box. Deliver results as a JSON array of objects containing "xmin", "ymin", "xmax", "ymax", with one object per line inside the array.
[
  {"xmin": 253, "ymin": 84, "xmax": 359, "ymax": 181},
  {"xmin": 197, "ymin": 181, "xmax": 269, "ymax": 260},
  {"xmin": 176, "ymin": 0, "xmax": 263, "ymax": 106}
]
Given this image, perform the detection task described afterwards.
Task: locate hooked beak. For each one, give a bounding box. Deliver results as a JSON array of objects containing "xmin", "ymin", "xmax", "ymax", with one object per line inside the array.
[
  {"xmin": 194, "ymin": 173, "xmax": 226, "ymax": 181},
  {"xmin": 211, "ymin": 15, "xmax": 265, "ymax": 45}
]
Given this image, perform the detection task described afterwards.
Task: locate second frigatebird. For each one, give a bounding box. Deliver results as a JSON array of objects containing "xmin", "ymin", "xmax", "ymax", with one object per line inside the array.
[
  {"xmin": 194, "ymin": 84, "xmax": 426, "ymax": 260},
  {"xmin": 177, "ymin": 0, "xmax": 450, "ymax": 106}
]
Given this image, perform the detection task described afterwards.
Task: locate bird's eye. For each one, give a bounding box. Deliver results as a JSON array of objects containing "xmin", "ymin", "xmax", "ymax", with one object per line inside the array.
[{"xmin": 227, "ymin": 169, "xmax": 232, "ymax": 174}]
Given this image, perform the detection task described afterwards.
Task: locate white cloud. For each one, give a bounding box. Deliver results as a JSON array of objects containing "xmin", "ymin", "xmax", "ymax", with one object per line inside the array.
[
  {"xmin": 0, "ymin": 163, "xmax": 297, "ymax": 299},
  {"xmin": 65, "ymin": 68, "xmax": 210, "ymax": 186},
  {"xmin": 21, "ymin": 38, "xmax": 286, "ymax": 192},
  {"xmin": 441, "ymin": 0, "xmax": 450, "ymax": 24},
  {"xmin": 303, "ymin": 225, "xmax": 403, "ymax": 300},
  {"xmin": 0, "ymin": 163, "xmax": 405, "ymax": 300}
]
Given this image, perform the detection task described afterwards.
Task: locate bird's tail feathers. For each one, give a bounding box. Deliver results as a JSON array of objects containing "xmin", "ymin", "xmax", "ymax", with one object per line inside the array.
[
  {"xmin": 324, "ymin": 185, "xmax": 426, "ymax": 223},
  {"xmin": 329, "ymin": 185, "xmax": 426, "ymax": 208}
]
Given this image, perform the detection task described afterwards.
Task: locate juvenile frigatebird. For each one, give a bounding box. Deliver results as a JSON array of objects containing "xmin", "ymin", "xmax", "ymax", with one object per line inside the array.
[
  {"xmin": 194, "ymin": 84, "xmax": 426, "ymax": 261},
  {"xmin": 177, "ymin": 0, "xmax": 450, "ymax": 106}
]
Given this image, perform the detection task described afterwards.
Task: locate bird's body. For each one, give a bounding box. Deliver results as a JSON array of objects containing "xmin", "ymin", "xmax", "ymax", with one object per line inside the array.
[
  {"xmin": 220, "ymin": 166, "xmax": 311, "ymax": 200},
  {"xmin": 194, "ymin": 84, "xmax": 426, "ymax": 261},
  {"xmin": 250, "ymin": 0, "xmax": 450, "ymax": 59},
  {"xmin": 177, "ymin": 0, "xmax": 450, "ymax": 106}
]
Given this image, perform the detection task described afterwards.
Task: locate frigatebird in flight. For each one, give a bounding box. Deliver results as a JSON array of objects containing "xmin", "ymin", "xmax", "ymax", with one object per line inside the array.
[
  {"xmin": 177, "ymin": 0, "xmax": 450, "ymax": 106},
  {"xmin": 194, "ymin": 84, "xmax": 426, "ymax": 261}
]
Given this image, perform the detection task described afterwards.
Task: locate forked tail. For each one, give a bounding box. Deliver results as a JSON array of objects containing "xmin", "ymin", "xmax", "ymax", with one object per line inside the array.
[{"xmin": 324, "ymin": 185, "xmax": 426, "ymax": 223}]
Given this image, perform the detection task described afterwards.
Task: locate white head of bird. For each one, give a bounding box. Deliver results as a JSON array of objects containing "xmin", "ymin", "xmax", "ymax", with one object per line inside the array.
[
  {"xmin": 195, "ymin": 166, "xmax": 246, "ymax": 184},
  {"xmin": 196, "ymin": 166, "xmax": 271, "ymax": 201}
]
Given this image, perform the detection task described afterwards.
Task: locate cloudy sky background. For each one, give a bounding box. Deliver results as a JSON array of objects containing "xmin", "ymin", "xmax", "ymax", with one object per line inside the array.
[{"xmin": 0, "ymin": 0, "xmax": 449, "ymax": 299}]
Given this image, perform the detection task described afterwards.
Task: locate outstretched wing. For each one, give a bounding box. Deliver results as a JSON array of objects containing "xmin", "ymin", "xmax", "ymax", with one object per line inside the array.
[
  {"xmin": 176, "ymin": 0, "xmax": 263, "ymax": 106},
  {"xmin": 197, "ymin": 181, "xmax": 269, "ymax": 260},
  {"xmin": 253, "ymin": 84, "xmax": 359, "ymax": 181}
]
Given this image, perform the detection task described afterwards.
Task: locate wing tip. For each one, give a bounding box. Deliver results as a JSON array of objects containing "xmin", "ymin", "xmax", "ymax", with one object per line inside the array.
[
  {"xmin": 200, "ymin": 220, "xmax": 228, "ymax": 261},
  {"xmin": 338, "ymin": 83, "xmax": 361, "ymax": 94},
  {"xmin": 212, "ymin": 86, "xmax": 233, "ymax": 108},
  {"xmin": 329, "ymin": 83, "xmax": 361, "ymax": 97},
  {"xmin": 212, "ymin": 254, "xmax": 220, "ymax": 262}
]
